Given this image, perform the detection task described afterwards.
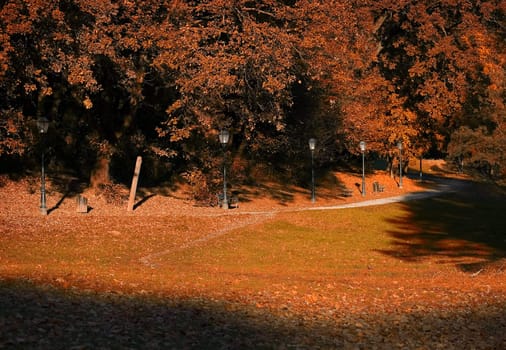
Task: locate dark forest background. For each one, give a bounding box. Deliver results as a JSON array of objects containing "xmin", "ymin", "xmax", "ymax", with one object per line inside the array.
[{"xmin": 1, "ymin": 0, "xmax": 504, "ymax": 193}]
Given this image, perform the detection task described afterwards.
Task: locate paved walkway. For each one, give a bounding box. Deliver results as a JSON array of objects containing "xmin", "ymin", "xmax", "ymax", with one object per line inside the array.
[
  {"xmin": 294, "ymin": 175, "xmax": 467, "ymax": 212},
  {"xmin": 233, "ymin": 190, "xmax": 442, "ymax": 215},
  {"xmin": 304, "ymin": 190, "xmax": 441, "ymax": 211},
  {"xmin": 240, "ymin": 178, "xmax": 461, "ymax": 214}
]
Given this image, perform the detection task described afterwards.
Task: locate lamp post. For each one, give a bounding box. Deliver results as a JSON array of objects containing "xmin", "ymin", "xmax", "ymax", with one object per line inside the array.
[
  {"xmin": 219, "ymin": 129, "xmax": 230, "ymax": 209},
  {"xmin": 360, "ymin": 141, "xmax": 366, "ymax": 196},
  {"xmin": 397, "ymin": 141, "xmax": 403, "ymax": 188},
  {"xmin": 37, "ymin": 117, "xmax": 50, "ymax": 215},
  {"xmin": 309, "ymin": 138, "xmax": 316, "ymax": 203}
]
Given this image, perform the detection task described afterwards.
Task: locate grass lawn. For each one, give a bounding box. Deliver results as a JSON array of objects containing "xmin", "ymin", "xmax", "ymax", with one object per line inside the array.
[{"xmin": 1, "ymin": 178, "xmax": 505, "ymax": 349}]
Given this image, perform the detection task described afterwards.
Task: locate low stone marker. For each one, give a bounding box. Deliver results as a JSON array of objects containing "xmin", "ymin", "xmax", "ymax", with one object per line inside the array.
[{"xmin": 76, "ymin": 195, "xmax": 88, "ymax": 213}]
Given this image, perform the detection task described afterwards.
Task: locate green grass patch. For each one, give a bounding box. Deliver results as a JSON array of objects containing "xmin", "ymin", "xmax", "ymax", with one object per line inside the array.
[{"xmin": 163, "ymin": 205, "xmax": 408, "ymax": 277}]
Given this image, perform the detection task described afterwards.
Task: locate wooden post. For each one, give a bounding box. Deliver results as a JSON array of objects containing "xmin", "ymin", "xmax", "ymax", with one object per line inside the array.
[{"xmin": 127, "ymin": 156, "xmax": 142, "ymax": 212}]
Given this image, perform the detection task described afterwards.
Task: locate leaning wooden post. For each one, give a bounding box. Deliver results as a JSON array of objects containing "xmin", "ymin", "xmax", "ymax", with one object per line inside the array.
[{"xmin": 127, "ymin": 156, "xmax": 142, "ymax": 212}]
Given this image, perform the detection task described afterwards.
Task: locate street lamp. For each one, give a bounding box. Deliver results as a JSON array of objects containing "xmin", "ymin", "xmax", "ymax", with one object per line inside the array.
[
  {"xmin": 359, "ymin": 141, "xmax": 366, "ymax": 196},
  {"xmin": 309, "ymin": 138, "xmax": 316, "ymax": 203},
  {"xmin": 397, "ymin": 141, "xmax": 403, "ymax": 188},
  {"xmin": 37, "ymin": 117, "xmax": 50, "ymax": 215},
  {"xmin": 219, "ymin": 129, "xmax": 230, "ymax": 209}
]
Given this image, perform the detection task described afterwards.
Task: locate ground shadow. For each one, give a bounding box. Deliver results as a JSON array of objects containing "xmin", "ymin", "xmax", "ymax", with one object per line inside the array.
[
  {"xmin": 235, "ymin": 175, "xmax": 346, "ymax": 206},
  {"xmin": 133, "ymin": 194, "xmax": 156, "ymax": 210},
  {"xmin": 47, "ymin": 177, "xmax": 88, "ymax": 215},
  {"xmin": 43, "ymin": 176, "xmax": 183, "ymax": 214},
  {"xmin": 234, "ymin": 182, "xmax": 303, "ymax": 206},
  {"xmin": 378, "ymin": 178, "xmax": 506, "ymax": 272},
  {"xmin": 0, "ymin": 279, "xmax": 504, "ymax": 349}
]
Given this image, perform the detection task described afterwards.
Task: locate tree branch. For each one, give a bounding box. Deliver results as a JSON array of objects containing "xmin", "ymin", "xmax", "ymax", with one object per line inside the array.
[{"xmin": 242, "ymin": 7, "xmax": 276, "ymax": 19}]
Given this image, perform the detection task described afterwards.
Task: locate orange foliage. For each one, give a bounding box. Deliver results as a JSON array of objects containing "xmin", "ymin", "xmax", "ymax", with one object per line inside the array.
[{"xmin": 0, "ymin": 0, "xmax": 504, "ymax": 179}]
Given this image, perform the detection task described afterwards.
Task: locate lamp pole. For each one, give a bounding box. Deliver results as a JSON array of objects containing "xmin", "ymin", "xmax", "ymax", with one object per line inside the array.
[
  {"xmin": 360, "ymin": 141, "xmax": 366, "ymax": 196},
  {"xmin": 37, "ymin": 117, "xmax": 50, "ymax": 215},
  {"xmin": 219, "ymin": 130, "xmax": 230, "ymax": 209},
  {"xmin": 309, "ymin": 138, "xmax": 316, "ymax": 203},
  {"xmin": 397, "ymin": 141, "xmax": 403, "ymax": 188}
]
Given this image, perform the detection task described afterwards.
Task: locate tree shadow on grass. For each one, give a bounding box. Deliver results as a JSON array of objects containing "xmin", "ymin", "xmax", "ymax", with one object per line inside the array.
[
  {"xmin": 236, "ymin": 171, "xmax": 352, "ymax": 206},
  {"xmin": 378, "ymin": 179, "xmax": 506, "ymax": 272},
  {"xmin": 0, "ymin": 279, "xmax": 505, "ymax": 349},
  {"xmin": 235, "ymin": 182, "xmax": 304, "ymax": 206},
  {"xmin": 0, "ymin": 279, "xmax": 339, "ymax": 349}
]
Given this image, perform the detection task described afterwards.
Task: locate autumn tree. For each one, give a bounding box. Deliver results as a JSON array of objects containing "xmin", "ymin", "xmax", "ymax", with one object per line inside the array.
[
  {"xmin": 287, "ymin": 0, "xmax": 420, "ymax": 175},
  {"xmin": 1, "ymin": 0, "xmax": 316, "ymax": 187},
  {"xmin": 150, "ymin": 1, "xmax": 304, "ymax": 177},
  {"xmin": 1, "ymin": 0, "xmax": 504, "ymax": 187},
  {"xmin": 370, "ymin": 0, "xmax": 505, "ymax": 174},
  {"xmin": 0, "ymin": 0, "xmax": 177, "ymax": 185},
  {"xmin": 299, "ymin": 0, "xmax": 505, "ymax": 177}
]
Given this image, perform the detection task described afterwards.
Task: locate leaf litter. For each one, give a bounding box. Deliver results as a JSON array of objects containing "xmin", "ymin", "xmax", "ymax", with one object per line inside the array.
[{"xmin": 0, "ymin": 174, "xmax": 505, "ymax": 349}]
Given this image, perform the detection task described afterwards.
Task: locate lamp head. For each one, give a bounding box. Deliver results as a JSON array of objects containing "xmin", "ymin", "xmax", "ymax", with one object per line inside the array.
[
  {"xmin": 37, "ymin": 117, "xmax": 50, "ymax": 134},
  {"xmin": 219, "ymin": 129, "xmax": 230, "ymax": 146},
  {"xmin": 308, "ymin": 138, "xmax": 316, "ymax": 151},
  {"xmin": 359, "ymin": 141, "xmax": 366, "ymax": 152}
]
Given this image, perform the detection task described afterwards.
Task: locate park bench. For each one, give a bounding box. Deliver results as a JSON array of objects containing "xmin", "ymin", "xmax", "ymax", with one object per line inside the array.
[
  {"xmin": 216, "ymin": 192, "xmax": 239, "ymax": 208},
  {"xmin": 372, "ymin": 181, "xmax": 385, "ymax": 193}
]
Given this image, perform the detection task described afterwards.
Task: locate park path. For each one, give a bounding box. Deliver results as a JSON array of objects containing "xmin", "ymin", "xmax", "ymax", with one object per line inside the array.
[
  {"xmin": 139, "ymin": 177, "xmax": 465, "ymax": 267},
  {"xmin": 139, "ymin": 211, "xmax": 275, "ymax": 267}
]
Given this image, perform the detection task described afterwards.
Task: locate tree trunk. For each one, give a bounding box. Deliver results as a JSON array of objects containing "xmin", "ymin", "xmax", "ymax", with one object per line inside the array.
[
  {"xmin": 90, "ymin": 156, "xmax": 111, "ymax": 189},
  {"xmin": 403, "ymin": 157, "xmax": 410, "ymax": 175},
  {"xmin": 388, "ymin": 155, "xmax": 394, "ymax": 178}
]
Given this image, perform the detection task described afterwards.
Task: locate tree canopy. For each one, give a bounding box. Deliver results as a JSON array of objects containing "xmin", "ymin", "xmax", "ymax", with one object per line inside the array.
[{"xmin": 1, "ymin": 0, "xmax": 504, "ymax": 186}]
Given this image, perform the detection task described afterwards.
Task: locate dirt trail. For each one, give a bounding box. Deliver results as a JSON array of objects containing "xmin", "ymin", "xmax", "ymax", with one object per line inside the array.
[{"xmin": 139, "ymin": 211, "xmax": 275, "ymax": 267}]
